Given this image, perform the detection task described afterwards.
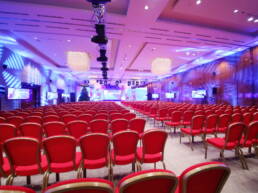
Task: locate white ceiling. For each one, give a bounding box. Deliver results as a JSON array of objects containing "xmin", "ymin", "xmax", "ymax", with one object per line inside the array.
[{"xmin": 0, "ymin": 0, "xmax": 257, "ymax": 83}]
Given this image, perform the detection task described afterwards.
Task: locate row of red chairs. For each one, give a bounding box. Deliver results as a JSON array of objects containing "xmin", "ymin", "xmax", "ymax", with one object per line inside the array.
[
  {"xmin": 0, "ymin": 161, "xmax": 231, "ymax": 193},
  {"xmin": 0, "ymin": 118, "xmax": 146, "ymax": 144},
  {"xmin": 0, "ymin": 129, "xmax": 167, "ymax": 188}
]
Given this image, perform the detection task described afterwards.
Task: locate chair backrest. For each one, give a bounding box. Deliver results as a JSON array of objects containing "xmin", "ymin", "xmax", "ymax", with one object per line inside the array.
[
  {"xmin": 0, "ymin": 123, "xmax": 16, "ymax": 143},
  {"xmin": 0, "ymin": 116, "xmax": 6, "ymax": 123},
  {"xmin": 62, "ymin": 114, "xmax": 77, "ymax": 124},
  {"xmin": 43, "ymin": 178, "xmax": 114, "ymax": 193},
  {"xmin": 218, "ymin": 114, "xmax": 231, "ymax": 128},
  {"xmin": 231, "ymin": 113, "xmax": 242, "ymax": 123},
  {"xmin": 43, "ymin": 121, "xmax": 66, "ymax": 137},
  {"xmin": 79, "ymin": 133, "xmax": 109, "ymax": 161},
  {"xmin": 178, "ymin": 162, "xmax": 230, "ymax": 193},
  {"xmin": 78, "ymin": 114, "xmax": 93, "ymax": 122},
  {"xmin": 191, "ymin": 115, "xmax": 205, "ymax": 131},
  {"xmin": 225, "ymin": 122, "xmax": 245, "ymax": 145},
  {"xmin": 95, "ymin": 113, "xmax": 109, "ymax": 120},
  {"xmin": 110, "ymin": 113, "xmax": 123, "ymax": 121},
  {"xmin": 19, "ymin": 122, "xmax": 43, "ymax": 142},
  {"xmin": 123, "ymin": 113, "xmax": 136, "ymax": 121},
  {"xmin": 0, "ymin": 185, "xmax": 36, "ymax": 193},
  {"xmin": 243, "ymin": 121, "xmax": 258, "ymax": 144},
  {"xmin": 158, "ymin": 109, "xmax": 168, "ymax": 117},
  {"xmin": 172, "ymin": 111, "xmax": 182, "ymax": 122},
  {"xmin": 89, "ymin": 119, "xmax": 109, "ymax": 134},
  {"xmin": 26, "ymin": 116, "xmax": 42, "ymax": 124},
  {"xmin": 243, "ymin": 113, "xmax": 252, "ymax": 125},
  {"xmin": 142, "ymin": 130, "xmax": 167, "ymax": 156},
  {"xmin": 112, "ymin": 131, "xmax": 139, "ymax": 157},
  {"xmin": 67, "ymin": 120, "xmax": 88, "ymax": 139},
  {"xmin": 182, "ymin": 111, "xmax": 193, "ymax": 122},
  {"xmin": 111, "ymin": 119, "xmax": 129, "ymax": 134},
  {"xmin": 43, "ymin": 135, "xmax": 77, "ymax": 164},
  {"xmin": 4, "ymin": 137, "xmax": 42, "ymax": 172},
  {"xmin": 7, "ymin": 116, "xmax": 24, "ymax": 128},
  {"xmin": 128, "ymin": 118, "xmax": 146, "ymax": 134},
  {"xmin": 0, "ymin": 143, "xmax": 8, "ymax": 177},
  {"xmin": 205, "ymin": 114, "xmax": 218, "ymax": 129},
  {"xmin": 253, "ymin": 112, "xmax": 258, "ymax": 121},
  {"xmin": 43, "ymin": 115, "xmax": 60, "ymax": 122},
  {"xmin": 117, "ymin": 169, "xmax": 177, "ymax": 193}
]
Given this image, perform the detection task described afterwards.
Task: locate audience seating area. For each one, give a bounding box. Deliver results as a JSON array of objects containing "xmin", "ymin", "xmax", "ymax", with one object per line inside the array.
[
  {"xmin": 122, "ymin": 101, "xmax": 258, "ymax": 169},
  {"xmin": 0, "ymin": 162, "xmax": 231, "ymax": 193}
]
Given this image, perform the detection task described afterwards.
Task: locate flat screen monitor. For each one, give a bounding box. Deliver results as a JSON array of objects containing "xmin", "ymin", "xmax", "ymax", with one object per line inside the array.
[
  {"xmin": 47, "ymin": 92, "xmax": 58, "ymax": 100},
  {"xmin": 166, "ymin": 93, "xmax": 175, "ymax": 98},
  {"xmin": 7, "ymin": 88, "xmax": 30, "ymax": 100},
  {"xmin": 134, "ymin": 87, "xmax": 147, "ymax": 101},
  {"xmin": 152, "ymin": 94, "xmax": 159, "ymax": 99},
  {"xmin": 192, "ymin": 90, "xmax": 206, "ymax": 98},
  {"xmin": 103, "ymin": 89, "xmax": 121, "ymax": 100}
]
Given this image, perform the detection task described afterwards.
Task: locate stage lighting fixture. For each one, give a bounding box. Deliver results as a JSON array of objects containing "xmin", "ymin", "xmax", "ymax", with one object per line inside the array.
[
  {"xmin": 87, "ymin": 0, "xmax": 111, "ymax": 4},
  {"xmin": 91, "ymin": 24, "xmax": 108, "ymax": 44},
  {"xmin": 128, "ymin": 81, "xmax": 131, "ymax": 86},
  {"xmin": 97, "ymin": 49, "xmax": 108, "ymax": 61}
]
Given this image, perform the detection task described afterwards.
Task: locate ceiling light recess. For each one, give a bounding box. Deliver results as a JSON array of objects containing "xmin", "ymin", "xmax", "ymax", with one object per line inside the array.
[
  {"xmin": 151, "ymin": 58, "xmax": 172, "ymax": 75},
  {"xmin": 67, "ymin": 51, "xmax": 90, "ymax": 71}
]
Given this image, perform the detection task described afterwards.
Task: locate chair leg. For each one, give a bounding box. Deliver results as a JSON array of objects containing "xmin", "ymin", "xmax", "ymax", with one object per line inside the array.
[
  {"xmin": 108, "ymin": 163, "xmax": 112, "ymax": 181},
  {"xmin": 188, "ymin": 135, "xmax": 193, "ymax": 151},
  {"xmin": 42, "ymin": 171, "xmax": 50, "ymax": 190},
  {"xmin": 132, "ymin": 162, "xmax": 135, "ymax": 172},
  {"xmin": 137, "ymin": 162, "xmax": 142, "ymax": 171},
  {"xmin": 154, "ymin": 162, "xmax": 156, "ymax": 169},
  {"xmin": 56, "ymin": 173, "xmax": 60, "ymax": 182},
  {"xmin": 26, "ymin": 176, "xmax": 31, "ymax": 185},
  {"xmin": 238, "ymin": 148, "xmax": 248, "ymax": 170},
  {"xmin": 220, "ymin": 150, "xmax": 225, "ymax": 161},
  {"xmin": 6, "ymin": 174, "xmax": 14, "ymax": 185},
  {"xmin": 179, "ymin": 132, "xmax": 182, "ymax": 143},
  {"xmin": 174, "ymin": 126, "xmax": 176, "ymax": 133},
  {"xmin": 83, "ymin": 169, "xmax": 87, "ymax": 178},
  {"xmin": 248, "ymin": 147, "xmax": 252, "ymax": 154},
  {"xmin": 162, "ymin": 161, "xmax": 166, "ymax": 170}
]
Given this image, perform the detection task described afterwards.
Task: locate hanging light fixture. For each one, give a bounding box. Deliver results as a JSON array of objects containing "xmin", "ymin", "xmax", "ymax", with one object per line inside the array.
[
  {"xmin": 67, "ymin": 51, "xmax": 90, "ymax": 71},
  {"xmin": 151, "ymin": 57, "xmax": 172, "ymax": 75}
]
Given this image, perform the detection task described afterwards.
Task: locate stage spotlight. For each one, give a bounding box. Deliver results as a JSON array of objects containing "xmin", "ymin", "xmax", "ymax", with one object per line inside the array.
[
  {"xmin": 91, "ymin": 24, "xmax": 108, "ymax": 44},
  {"xmin": 87, "ymin": 0, "xmax": 111, "ymax": 4}
]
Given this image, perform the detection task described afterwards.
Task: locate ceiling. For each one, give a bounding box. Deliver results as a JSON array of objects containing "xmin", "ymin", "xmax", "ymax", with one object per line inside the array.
[{"xmin": 0, "ymin": 0, "xmax": 257, "ymax": 83}]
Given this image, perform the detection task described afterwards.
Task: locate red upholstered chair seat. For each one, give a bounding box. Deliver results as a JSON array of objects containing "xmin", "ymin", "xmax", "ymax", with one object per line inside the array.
[
  {"xmin": 217, "ymin": 127, "xmax": 227, "ymax": 133},
  {"xmin": 49, "ymin": 152, "xmax": 82, "ymax": 173},
  {"xmin": 164, "ymin": 121, "xmax": 181, "ymax": 126},
  {"xmin": 181, "ymin": 128, "xmax": 202, "ymax": 135},
  {"xmin": 111, "ymin": 151, "xmax": 135, "ymax": 165},
  {"xmin": 137, "ymin": 147, "xmax": 162, "ymax": 163},
  {"xmin": 207, "ymin": 138, "xmax": 237, "ymax": 150},
  {"xmin": 82, "ymin": 157, "xmax": 107, "ymax": 169},
  {"xmin": 203, "ymin": 128, "xmax": 216, "ymax": 134}
]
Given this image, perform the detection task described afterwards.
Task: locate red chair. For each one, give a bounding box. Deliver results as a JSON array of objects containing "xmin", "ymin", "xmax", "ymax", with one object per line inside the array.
[
  {"xmin": 43, "ymin": 121, "xmax": 67, "ymax": 137},
  {"xmin": 43, "ymin": 178, "xmax": 113, "ymax": 193},
  {"xmin": 137, "ymin": 129, "xmax": 167, "ymax": 170},
  {"xmin": 0, "ymin": 186, "xmax": 36, "ymax": 193},
  {"xmin": 67, "ymin": 120, "xmax": 88, "ymax": 140},
  {"xmin": 43, "ymin": 115, "xmax": 60, "ymax": 123},
  {"xmin": 128, "ymin": 118, "xmax": 146, "ymax": 136},
  {"xmin": 62, "ymin": 114, "xmax": 77, "ymax": 124},
  {"xmin": 203, "ymin": 114, "xmax": 218, "ymax": 139},
  {"xmin": 243, "ymin": 112, "xmax": 252, "ymax": 126},
  {"xmin": 176, "ymin": 162, "xmax": 230, "ymax": 193},
  {"xmin": 116, "ymin": 169, "xmax": 177, "ymax": 193},
  {"xmin": 205, "ymin": 122, "xmax": 247, "ymax": 169},
  {"xmin": 181, "ymin": 111, "xmax": 193, "ymax": 127},
  {"xmin": 19, "ymin": 122, "xmax": 43, "ymax": 143},
  {"xmin": 89, "ymin": 119, "xmax": 109, "ymax": 134},
  {"xmin": 110, "ymin": 119, "xmax": 128, "ymax": 135},
  {"xmin": 0, "ymin": 116, "xmax": 6, "ymax": 123},
  {"xmin": 231, "ymin": 113, "xmax": 242, "ymax": 123},
  {"xmin": 78, "ymin": 114, "xmax": 93, "ymax": 122},
  {"xmin": 0, "ymin": 143, "xmax": 10, "ymax": 183},
  {"xmin": 240, "ymin": 121, "xmax": 258, "ymax": 169},
  {"xmin": 0, "ymin": 123, "xmax": 17, "ymax": 143},
  {"xmin": 7, "ymin": 116, "xmax": 24, "ymax": 128},
  {"xmin": 180, "ymin": 115, "xmax": 205, "ymax": 150},
  {"xmin": 253, "ymin": 112, "xmax": 258, "ymax": 121},
  {"xmin": 95, "ymin": 113, "xmax": 109, "ymax": 120},
  {"xmin": 123, "ymin": 113, "xmax": 136, "ymax": 121},
  {"xmin": 42, "ymin": 135, "xmax": 81, "ymax": 188},
  {"xmin": 79, "ymin": 133, "xmax": 111, "ymax": 179},
  {"xmin": 26, "ymin": 116, "xmax": 42, "ymax": 124},
  {"xmin": 4, "ymin": 137, "xmax": 47, "ymax": 185},
  {"xmin": 111, "ymin": 131, "xmax": 139, "ymax": 179},
  {"xmin": 216, "ymin": 114, "xmax": 231, "ymax": 133},
  {"xmin": 154, "ymin": 109, "xmax": 168, "ymax": 126},
  {"xmin": 165, "ymin": 111, "xmax": 182, "ymax": 133}
]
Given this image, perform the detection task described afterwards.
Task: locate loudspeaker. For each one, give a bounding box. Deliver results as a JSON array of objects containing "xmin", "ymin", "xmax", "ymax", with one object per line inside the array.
[{"xmin": 212, "ymin": 87, "xmax": 217, "ymax": 95}]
